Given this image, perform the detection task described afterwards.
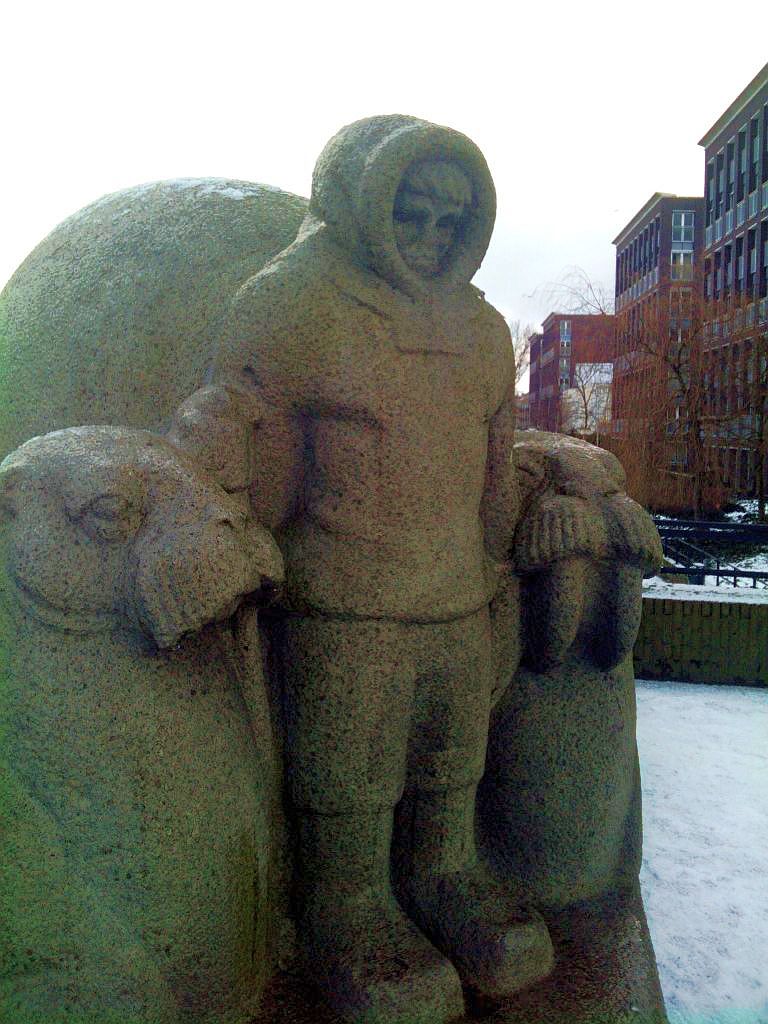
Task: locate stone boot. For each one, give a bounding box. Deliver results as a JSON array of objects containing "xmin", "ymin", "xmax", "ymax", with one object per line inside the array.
[
  {"xmin": 294, "ymin": 807, "xmax": 464, "ymax": 1024},
  {"xmin": 394, "ymin": 785, "xmax": 554, "ymax": 1004}
]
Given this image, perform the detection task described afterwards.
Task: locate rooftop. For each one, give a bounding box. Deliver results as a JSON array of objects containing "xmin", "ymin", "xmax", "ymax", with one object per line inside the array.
[
  {"xmin": 540, "ymin": 311, "xmax": 613, "ymax": 332},
  {"xmin": 698, "ymin": 61, "xmax": 768, "ymax": 149},
  {"xmin": 612, "ymin": 193, "xmax": 703, "ymax": 247}
]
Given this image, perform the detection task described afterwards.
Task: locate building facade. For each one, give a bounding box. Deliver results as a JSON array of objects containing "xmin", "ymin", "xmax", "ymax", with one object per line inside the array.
[
  {"xmin": 612, "ymin": 193, "xmax": 706, "ymax": 438},
  {"xmin": 528, "ymin": 314, "xmax": 615, "ymax": 433},
  {"xmin": 699, "ymin": 62, "xmax": 768, "ymax": 496},
  {"xmin": 611, "ymin": 194, "xmax": 706, "ymax": 509}
]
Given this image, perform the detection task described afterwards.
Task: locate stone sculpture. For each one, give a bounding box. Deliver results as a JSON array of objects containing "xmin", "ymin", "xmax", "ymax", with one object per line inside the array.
[
  {"xmin": 0, "ymin": 426, "xmax": 283, "ymax": 1024},
  {"xmin": 0, "ymin": 118, "xmax": 669, "ymax": 1024},
  {"xmin": 478, "ymin": 431, "xmax": 667, "ymax": 1021},
  {"xmin": 209, "ymin": 115, "xmax": 554, "ymax": 1021},
  {"xmin": 0, "ymin": 179, "xmax": 306, "ymax": 453}
]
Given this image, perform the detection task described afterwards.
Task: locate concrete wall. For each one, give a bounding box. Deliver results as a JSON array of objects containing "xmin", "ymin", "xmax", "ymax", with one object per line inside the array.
[{"xmin": 634, "ymin": 592, "xmax": 768, "ymax": 686}]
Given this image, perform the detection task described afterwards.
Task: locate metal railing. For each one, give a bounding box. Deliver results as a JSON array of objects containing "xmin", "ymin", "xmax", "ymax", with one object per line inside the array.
[
  {"xmin": 652, "ymin": 517, "xmax": 768, "ymax": 588},
  {"xmin": 657, "ymin": 565, "xmax": 768, "ymax": 588}
]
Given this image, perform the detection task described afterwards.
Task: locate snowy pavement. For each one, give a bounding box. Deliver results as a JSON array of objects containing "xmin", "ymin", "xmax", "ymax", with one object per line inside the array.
[{"xmin": 636, "ymin": 680, "xmax": 768, "ymax": 1024}]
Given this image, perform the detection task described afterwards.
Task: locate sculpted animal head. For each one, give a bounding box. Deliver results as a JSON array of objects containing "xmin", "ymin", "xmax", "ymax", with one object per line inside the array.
[
  {"xmin": 0, "ymin": 426, "xmax": 283, "ymax": 648},
  {"xmin": 513, "ymin": 431, "xmax": 662, "ymax": 574}
]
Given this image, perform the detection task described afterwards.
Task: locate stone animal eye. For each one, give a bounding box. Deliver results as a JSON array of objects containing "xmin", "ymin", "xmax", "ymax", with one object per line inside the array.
[
  {"xmin": 88, "ymin": 495, "xmax": 126, "ymax": 520},
  {"xmin": 80, "ymin": 493, "xmax": 142, "ymax": 542}
]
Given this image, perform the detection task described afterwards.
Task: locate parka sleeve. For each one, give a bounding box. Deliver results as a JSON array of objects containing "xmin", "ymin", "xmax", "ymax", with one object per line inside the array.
[
  {"xmin": 207, "ymin": 268, "xmax": 310, "ymax": 532},
  {"xmin": 480, "ymin": 321, "xmax": 520, "ymax": 563}
]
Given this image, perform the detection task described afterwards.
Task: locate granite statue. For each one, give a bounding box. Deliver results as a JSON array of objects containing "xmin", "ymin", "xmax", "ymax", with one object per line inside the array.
[
  {"xmin": 478, "ymin": 431, "xmax": 667, "ymax": 1022},
  {"xmin": 0, "ymin": 425, "xmax": 283, "ymax": 1024},
  {"xmin": 210, "ymin": 115, "xmax": 554, "ymax": 1021},
  {"xmin": 0, "ymin": 179, "xmax": 307, "ymax": 454},
  {"xmin": 0, "ymin": 118, "xmax": 669, "ymax": 1024}
]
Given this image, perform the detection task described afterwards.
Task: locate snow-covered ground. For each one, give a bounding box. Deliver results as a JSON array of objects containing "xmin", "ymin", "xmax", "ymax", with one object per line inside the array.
[
  {"xmin": 643, "ymin": 577, "xmax": 768, "ymax": 603},
  {"xmin": 637, "ymin": 680, "xmax": 768, "ymax": 1024},
  {"xmin": 723, "ymin": 500, "xmax": 761, "ymax": 523}
]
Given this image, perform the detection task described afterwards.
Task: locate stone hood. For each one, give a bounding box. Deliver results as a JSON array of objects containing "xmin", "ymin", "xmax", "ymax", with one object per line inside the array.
[{"xmin": 303, "ymin": 114, "xmax": 496, "ymax": 299}]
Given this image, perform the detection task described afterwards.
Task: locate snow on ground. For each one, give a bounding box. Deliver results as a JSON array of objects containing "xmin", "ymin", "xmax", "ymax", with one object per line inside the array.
[
  {"xmin": 643, "ymin": 578, "xmax": 768, "ymax": 603},
  {"xmin": 724, "ymin": 501, "xmax": 760, "ymax": 523},
  {"xmin": 636, "ymin": 680, "xmax": 768, "ymax": 1024}
]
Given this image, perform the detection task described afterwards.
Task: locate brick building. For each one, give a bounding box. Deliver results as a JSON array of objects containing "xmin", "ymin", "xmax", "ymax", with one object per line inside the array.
[
  {"xmin": 699, "ymin": 61, "xmax": 768, "ymax": 495},
  {"xmin": 528, "ymin": 314, "xmax": 615, "ymax": 433},
  {"xmin": 612, "ymin": 193, "xmax": 706, "ymax": 439}
]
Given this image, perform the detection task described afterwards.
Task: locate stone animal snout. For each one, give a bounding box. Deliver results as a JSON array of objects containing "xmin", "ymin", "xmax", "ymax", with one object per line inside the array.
[
  {"xmin": 0, "ymin": 425, "xmax": 283, "ymax": 648},
  {"xmin": 509, "ymin": 432, "xmax": 663, "ymax": 673},
  {"xmin": 514, "ymin": 491, "xmax": 663, "ymax": 575}
]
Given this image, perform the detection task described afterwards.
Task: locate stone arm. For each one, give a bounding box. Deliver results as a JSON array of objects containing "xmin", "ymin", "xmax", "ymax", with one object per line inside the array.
[
  {"xmin": 198, "ymin": 273, "xmax": 311, "ymax": 533},
  {"xmin": 481, "ymin": 377, "xmax": 519, "ymax": 564}
]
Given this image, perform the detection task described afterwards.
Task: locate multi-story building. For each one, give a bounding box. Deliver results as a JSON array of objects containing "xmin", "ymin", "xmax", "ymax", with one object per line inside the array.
[
  {"xmin": 699, "ymin": 61, "xmax": 768, "ymax": 495},
  {"xmin": 612, "ymin": 193, "xmax": 705, "ymax": 436},
  {"xmin": 528, "ymin": 314, "xmax": 615, "ymax": 433}
]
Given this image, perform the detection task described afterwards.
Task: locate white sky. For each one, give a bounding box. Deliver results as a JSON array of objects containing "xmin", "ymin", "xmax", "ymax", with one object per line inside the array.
[{"xmin": 2, "ymin": 1, "xmax": 767, "ymax": 334}]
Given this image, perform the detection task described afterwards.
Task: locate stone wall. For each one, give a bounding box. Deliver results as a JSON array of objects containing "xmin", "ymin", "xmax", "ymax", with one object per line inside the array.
[{"xmin": 634, "ymin": 589, "xmax": 768, "ymax": 686}]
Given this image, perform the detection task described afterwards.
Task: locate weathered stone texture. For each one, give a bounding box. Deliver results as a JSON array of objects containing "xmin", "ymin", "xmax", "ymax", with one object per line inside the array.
[
  {"xmin": 0, "ymin": 119, "xmax": 668, "ymax": 1024},
  {"xmin": 0, "ymin": 427, "xmax": 283, "ymax": 1023},
  {"xmin": 0, "ymin": 179, "xmax": 306, "ymax": 455}
]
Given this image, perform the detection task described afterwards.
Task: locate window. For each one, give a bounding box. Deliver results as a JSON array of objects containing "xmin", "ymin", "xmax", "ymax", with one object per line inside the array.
[
  {"xmin": 738, "ymin": 128, "xmax": 748, "ymax": 201},
  {"xmin": 559, "ymin": 320, "xmax": 572, "ymax": 342},
  {"xmin": 670, "ymin": 251, "xmax": 694, "ymax": 280},
  {"xmin": 750, "ymin": 116, "xmax": 761, "ymax": 192},
  {"xmin": 669, "ymin": 289, "xmax": 693, "ymax": 319},
  {"xmin": 671, "ymin": 210, "xmax": 695, "ymax": 250},
  {"xmin": 748, "ymin": 229, "xmax": 757, "ymax": 285}
]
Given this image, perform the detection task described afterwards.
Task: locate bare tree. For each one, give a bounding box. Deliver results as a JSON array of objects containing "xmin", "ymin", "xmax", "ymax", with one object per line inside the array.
[
  {"xmin": 699, "ymin": 296, "xmax": 768, "ymax": 521},
  {"xmin": 561, "ymin": 361, "xmax": 613, "ymax": 435},
  {"xmin": 610, "ymin": 288, "xmax": 720, "ymax": 518},
  {"xmin": 528, "ymin": 265, "xmax": 615, "ymax": 317},
  {"xmin": 507, "ymin": 318, "xmax": 536, "ymax": 390}
]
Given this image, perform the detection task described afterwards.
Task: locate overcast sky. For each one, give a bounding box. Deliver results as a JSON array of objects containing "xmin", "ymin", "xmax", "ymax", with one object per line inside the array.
[{"xmin": 2, "ymin": 1, "xmax": 766, "ymax": 336}]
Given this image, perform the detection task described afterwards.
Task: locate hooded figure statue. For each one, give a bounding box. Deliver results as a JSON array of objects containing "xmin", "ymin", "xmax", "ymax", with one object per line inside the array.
[{"xmin": 210, "ymin": 115, "xmax": 554, "ymax": 1023}]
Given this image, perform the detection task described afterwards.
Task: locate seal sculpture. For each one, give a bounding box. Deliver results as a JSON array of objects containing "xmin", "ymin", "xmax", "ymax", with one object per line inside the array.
[{"xmin": 0, "ymin": 425, "xmax": 283, "ymax": 1024}]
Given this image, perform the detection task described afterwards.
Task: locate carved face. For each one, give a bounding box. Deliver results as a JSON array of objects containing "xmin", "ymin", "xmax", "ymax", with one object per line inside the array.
[
  {"xmin": 0, "ymin": 427, "xmax": 283, "ymax": 647},
  {"xmin": 393, "ymin": 159, "xmax": 472, "ymax": 277}
]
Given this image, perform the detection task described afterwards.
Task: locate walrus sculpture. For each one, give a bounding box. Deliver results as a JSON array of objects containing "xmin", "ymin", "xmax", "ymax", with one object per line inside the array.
[
  {"xmin": 0, "ymin": 425, "xmax": 283, "ymax": 1024},
  {"xmin": 478, "ymin": 431, "xmax": 666, "ymax": 1023}
]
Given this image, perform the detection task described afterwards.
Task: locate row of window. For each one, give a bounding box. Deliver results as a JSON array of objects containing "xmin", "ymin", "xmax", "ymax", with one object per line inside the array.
[
  {"xmin": 706, "ymin": 102, "xmax": 768, "ymax": 228},
  {"xmin": 705, "ymin": 182, "xmax": 768, "ymax": 247},
  {"xmin": 616, "ymin": 210, "xmax": 697, "ymax": 298},
  {"xmin": 704, "ymin": 221, "xmax": 768, "ymax": 301},
  {"xmin": 616, "ymin": 215, "xmax": 662, "ymax": 295}
]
